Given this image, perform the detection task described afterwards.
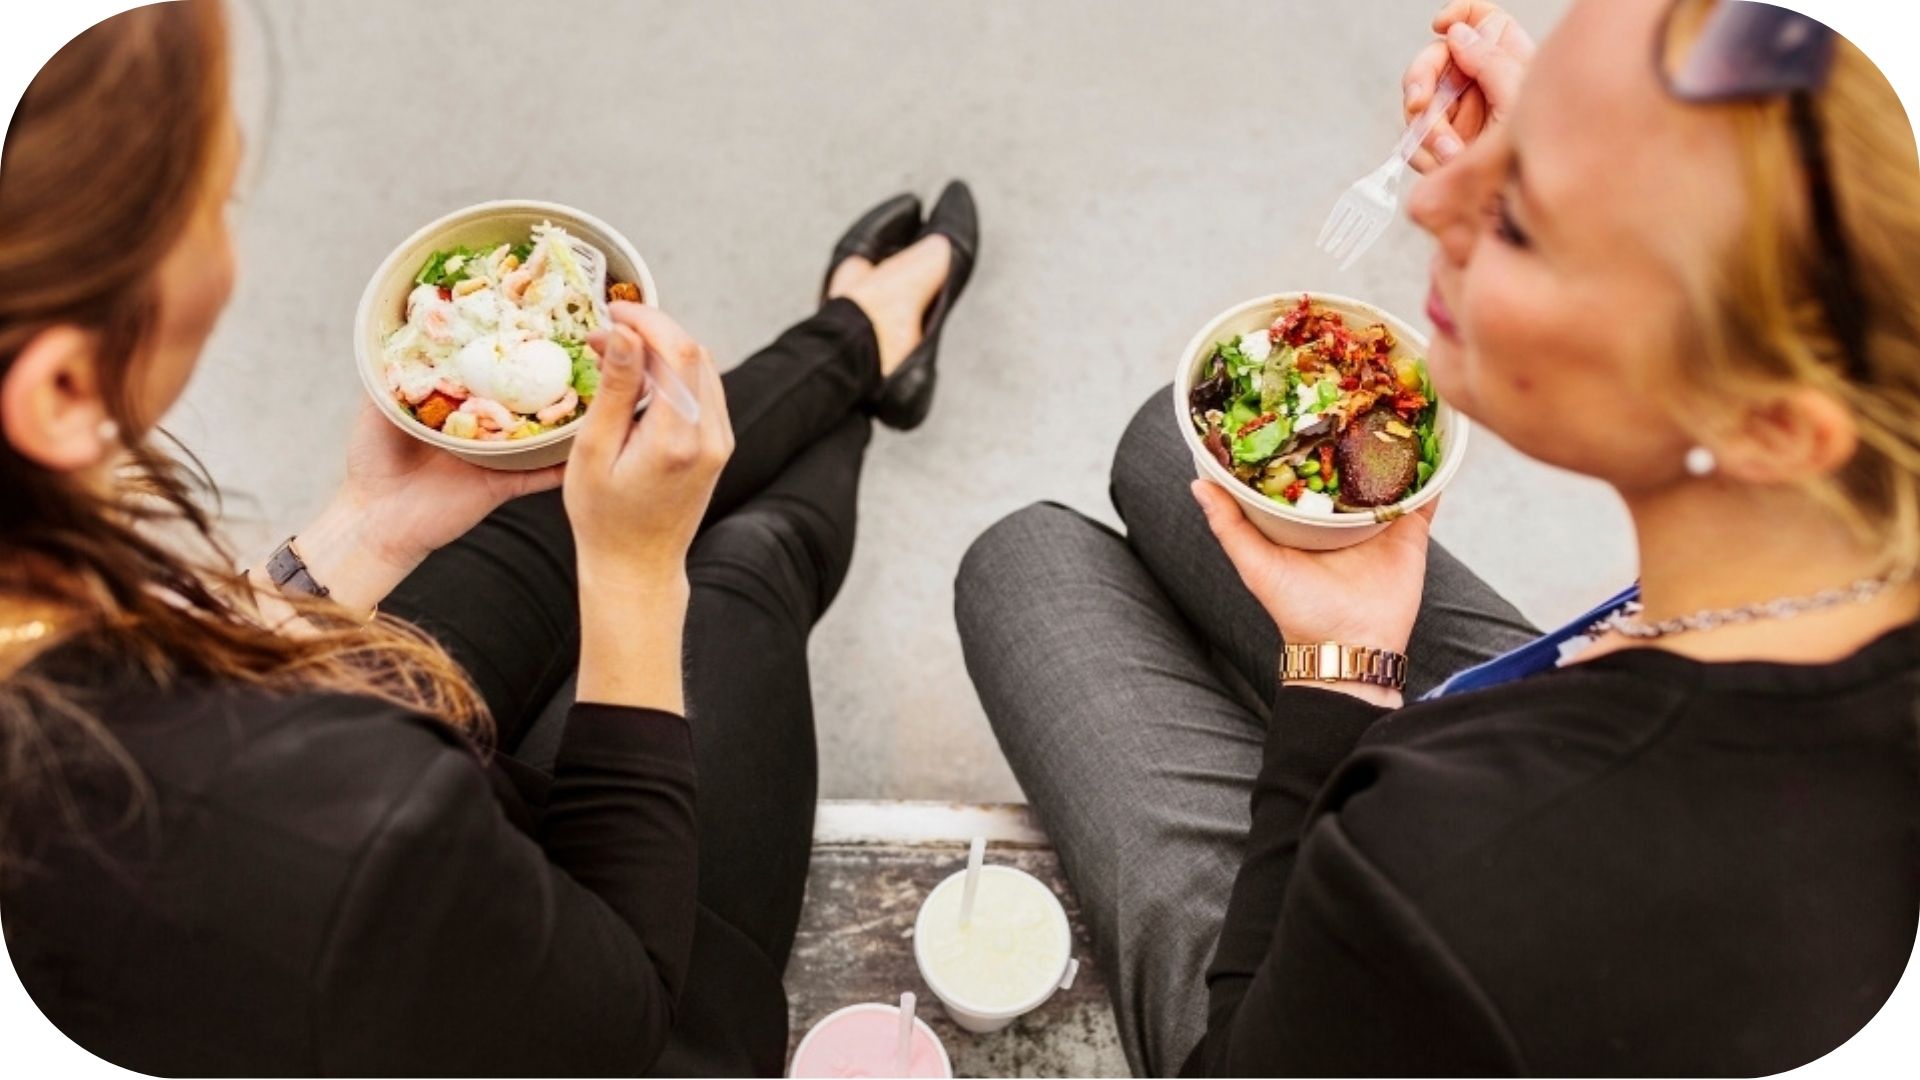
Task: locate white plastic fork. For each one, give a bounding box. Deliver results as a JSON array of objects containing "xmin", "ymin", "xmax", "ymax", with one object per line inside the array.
[
  {"xmin": 552, "ymin": 222, "xmax": 703, "ymax": 424},
  {"xmin": 1317, "ymin": 16, "xmax": 1505, "ymax": 270}
]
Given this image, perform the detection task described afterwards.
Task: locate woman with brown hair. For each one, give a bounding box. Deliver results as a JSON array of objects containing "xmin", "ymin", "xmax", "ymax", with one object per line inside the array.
[
  {"xmin": 958, "ymin": 0, "xmax": 1920, "ymax": 1074},
  {"xmin": 0, "ymin": 1, "xmax": 977, "ymax": 1074}
]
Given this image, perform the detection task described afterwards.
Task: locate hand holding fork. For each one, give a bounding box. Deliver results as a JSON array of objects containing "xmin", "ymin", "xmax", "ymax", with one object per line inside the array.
[{"xmin": 1318, "ymin": 6, "xmax": 1534, "ymax": 270}]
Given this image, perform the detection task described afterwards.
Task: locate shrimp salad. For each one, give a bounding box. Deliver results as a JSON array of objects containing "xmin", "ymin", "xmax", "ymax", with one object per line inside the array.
[
  {"xmin": 1188, "ymin": 297, "xmax": 1440, "ymax": 515},
  {"xmin": 381, "ymin": 222, "xmax": 644, "ymax": 441}
]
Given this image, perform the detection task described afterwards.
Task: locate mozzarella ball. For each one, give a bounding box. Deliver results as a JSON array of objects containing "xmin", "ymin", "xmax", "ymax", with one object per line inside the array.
[{"xmin": 453, "ymin": 335, "xmax": 573, "ymax": 415}]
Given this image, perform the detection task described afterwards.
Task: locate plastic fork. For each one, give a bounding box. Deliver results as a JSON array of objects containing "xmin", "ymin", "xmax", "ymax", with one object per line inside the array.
[
  {"xmin": 640, "ymin": 342, "xmax": 703, "ymax": 425},
  {"xmin": 1317, "ymin": 15, "xmax": 1506, "ymax": 270},
  {"xmin": 565, "ymin": 227, "xmax": 703, "ymax": 425}
]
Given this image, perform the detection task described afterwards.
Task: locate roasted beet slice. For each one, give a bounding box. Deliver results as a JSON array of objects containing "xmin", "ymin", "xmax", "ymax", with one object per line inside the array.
[{"xmin": 1334, "ymin": 407, "xmax": 1420, "ymax": 508}]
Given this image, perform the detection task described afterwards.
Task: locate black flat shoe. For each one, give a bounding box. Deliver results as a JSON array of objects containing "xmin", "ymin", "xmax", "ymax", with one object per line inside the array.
[
  {"xmin": 822, "ymin": 192, "xmax": 923, "ymax": 302},
  {"xmin": 870, "ymin": 180, "xmax": 977, "ymax": 431}
]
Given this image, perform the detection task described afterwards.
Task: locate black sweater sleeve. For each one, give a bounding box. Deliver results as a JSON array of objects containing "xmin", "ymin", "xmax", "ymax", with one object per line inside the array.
[
  {"xmin": 1203, "ymin": 687, "xmax": 1387, "ymax": 1038},
  {"xmin": 1196, "ymin": 688, "xmax": 1522, "ymax": 1076},
  {"xmin": 312, "ymin": 703, "xmax": 697, "ymax": 1076}
]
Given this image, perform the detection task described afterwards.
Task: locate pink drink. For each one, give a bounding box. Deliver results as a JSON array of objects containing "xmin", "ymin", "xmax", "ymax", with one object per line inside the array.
[{"xmin": 789, "ymin": 1003, "xmax": 952, "ymax": 1079}]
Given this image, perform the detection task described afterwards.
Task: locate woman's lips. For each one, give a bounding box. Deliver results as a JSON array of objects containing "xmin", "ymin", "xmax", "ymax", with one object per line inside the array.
[{"xmin": 1426, "ymin": 285, "xmax": 1460, "ymax": 340}]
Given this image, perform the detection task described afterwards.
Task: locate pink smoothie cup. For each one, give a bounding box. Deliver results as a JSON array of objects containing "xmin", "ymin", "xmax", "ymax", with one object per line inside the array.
[{"xmin": 789, "ymin": 1002, "xmax": 952, "ymax": 1079}]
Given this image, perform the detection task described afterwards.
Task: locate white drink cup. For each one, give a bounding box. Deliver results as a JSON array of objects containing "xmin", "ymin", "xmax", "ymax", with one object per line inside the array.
[{"xmin": 912, "ymin": 865, "xmax": 1079, "ymax": 1034}]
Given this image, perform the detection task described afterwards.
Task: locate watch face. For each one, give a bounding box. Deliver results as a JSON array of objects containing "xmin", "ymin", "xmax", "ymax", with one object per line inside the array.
[
  {"xmin": 1320, "ymin": 642, "xmax": 1344, "ymax": 682},
  {"xmin": 267, "ymin": 541, "xmax": 328, "ymax": 599},
  {"xmin": 267, "ymin": 544, "xmax": 298, "ymax": 587}
]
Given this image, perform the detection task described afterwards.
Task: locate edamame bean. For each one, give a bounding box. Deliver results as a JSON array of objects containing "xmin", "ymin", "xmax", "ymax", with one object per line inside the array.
[{"xmin": 1299, "ymin": 460, "xmax": 1321, "ymax": 478}]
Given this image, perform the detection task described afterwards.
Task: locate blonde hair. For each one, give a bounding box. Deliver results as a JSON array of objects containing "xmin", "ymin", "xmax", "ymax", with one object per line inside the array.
[
  {"xmin": 1672, "ymin": 9, "xmax": 1920, "ymax": 566},
  {"xmin": 0, "ymin": 1, "xmax": 488, "ymax": 881}
]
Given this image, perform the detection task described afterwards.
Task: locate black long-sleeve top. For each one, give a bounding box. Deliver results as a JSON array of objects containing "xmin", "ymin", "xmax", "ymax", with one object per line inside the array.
[
  {"xmin": 2, "ymin": 653, "xmax": 784, "ymax": 1076},
  {"xmin": 1187, "ymin": 624, "xmax": 1920, "ymax": 1077}
]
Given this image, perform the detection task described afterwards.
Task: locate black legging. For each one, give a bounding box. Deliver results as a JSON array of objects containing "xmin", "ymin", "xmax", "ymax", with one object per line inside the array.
[{"xmin": 383, "ymin": 297, "xmax": 880, "ymax": 972}]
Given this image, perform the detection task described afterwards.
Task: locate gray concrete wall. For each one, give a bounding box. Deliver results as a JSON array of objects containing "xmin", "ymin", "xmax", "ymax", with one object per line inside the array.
[{"xmin": 183, "ymin": 0, "xmax": 1614, "ymax": 802}]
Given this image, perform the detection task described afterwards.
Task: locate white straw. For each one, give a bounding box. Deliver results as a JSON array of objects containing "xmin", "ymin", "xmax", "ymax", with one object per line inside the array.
[
  {"xmin": 959, "ymin": 836, "xmax": 987, "ymax": 928},
  {"xmin": 895, "ymin": 992, "xmax": 917, "ymax": 1077}
]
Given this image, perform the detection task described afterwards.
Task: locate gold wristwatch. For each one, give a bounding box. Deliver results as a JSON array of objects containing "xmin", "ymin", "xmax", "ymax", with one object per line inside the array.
[{"xmin": 1282, "ymin": 641, "xmax": 1409, "ymax": 690}]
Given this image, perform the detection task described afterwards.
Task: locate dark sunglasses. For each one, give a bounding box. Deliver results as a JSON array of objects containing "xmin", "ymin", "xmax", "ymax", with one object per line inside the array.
[{"xmin": 1656, "ymin": 0, "xmax": 1870, "ymax": 383}]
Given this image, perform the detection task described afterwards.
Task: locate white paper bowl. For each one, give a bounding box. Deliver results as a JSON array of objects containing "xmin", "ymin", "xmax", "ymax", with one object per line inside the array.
[
  {"xmin": 1172, "ymin": 292, "xmax": 1470, "ymax": 551},
  {"xmin": 912, "ymin": 866, "xmax": 1080, "ymax": 1034},
  {"xmin": 354, "ymin": 200, "xmax": 657, "ymax": 471}
]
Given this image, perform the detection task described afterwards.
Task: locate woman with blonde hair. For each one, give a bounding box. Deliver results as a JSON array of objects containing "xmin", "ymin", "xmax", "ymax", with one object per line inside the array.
[
  {"xmin": 0, "ymin": 1, "xmax": 976, "ymax": 1074},
  {"xmin": 958, "ymin": 1, "xmax": 1920, "ymax": 1073}
]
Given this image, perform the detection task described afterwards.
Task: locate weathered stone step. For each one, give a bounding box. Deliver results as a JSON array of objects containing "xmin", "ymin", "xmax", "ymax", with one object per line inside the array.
[{"xmin": 791, "ymin": 801, "xmax": 1127, "ymax": 1078}]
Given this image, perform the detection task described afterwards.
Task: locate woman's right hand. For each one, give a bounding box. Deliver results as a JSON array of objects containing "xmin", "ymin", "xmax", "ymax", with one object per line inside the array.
[
  {"xmin": 566, "ymin": 301, "xmax": 733, "ymax": 711},
  {"xmin": 1403, "ymin": 1, "xmax": 1538, "ymax": 173}
]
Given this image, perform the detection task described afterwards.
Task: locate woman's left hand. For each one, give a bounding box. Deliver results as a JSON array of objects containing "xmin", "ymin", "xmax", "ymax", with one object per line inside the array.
[
  {"xmin": 1192, "ymin": 479, "xmax": 1434, "ymax": 702},
  {"xmin": 287, "ymin": 401, "xmax": 565, "ymax": 615}
]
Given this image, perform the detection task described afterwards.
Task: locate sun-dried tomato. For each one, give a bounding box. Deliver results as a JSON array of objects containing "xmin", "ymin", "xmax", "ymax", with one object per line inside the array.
[
  {"xmin": 1284, "ymin": 480, "xmax": 1307, "ymax": 503},
  {"xmin": 1318, "ymin": 442, "xmax": 1337, "ymax": 477},
  {"xmin": 1276, "ymin": 296, "xmax": 1320, "ymax": 346},
  {"xmin": 1236, "ymin": 413, "xmax": 1278, "ymax": 438},
  {"xmin": 1340, "ymin": 376, "xmax": 1361, "ymax": 392},
  {"xmin": 437, "ymin": 286, "xmax": 453, "ymax": 302}
]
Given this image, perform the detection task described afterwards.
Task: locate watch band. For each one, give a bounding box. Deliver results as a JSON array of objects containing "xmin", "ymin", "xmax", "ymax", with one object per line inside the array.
[
  {"xmin": 265, "ymin": 537, "xmax": 330, "ymax": 600},
  {"xmin": 1282, "ymin": 641, "xmax": 1409, "ymax": 690}
]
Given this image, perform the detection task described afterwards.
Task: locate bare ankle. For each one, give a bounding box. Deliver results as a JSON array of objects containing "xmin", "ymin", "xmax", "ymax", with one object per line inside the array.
[{"xmin": 826, "ymin": 256, "xmax": 875, "ymax": 302}]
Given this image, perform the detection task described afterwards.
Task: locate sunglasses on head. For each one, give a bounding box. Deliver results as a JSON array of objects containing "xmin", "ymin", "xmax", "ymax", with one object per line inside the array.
[{"xmin": 1656, "ymin": 0, "xmax": 1870, "ymax": 384}]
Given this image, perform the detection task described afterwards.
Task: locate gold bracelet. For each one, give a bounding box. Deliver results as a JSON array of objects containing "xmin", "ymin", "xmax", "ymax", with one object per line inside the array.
[{"xmin": 1281, "ymin": 641, "xmax": 1409, "ymax": 690}]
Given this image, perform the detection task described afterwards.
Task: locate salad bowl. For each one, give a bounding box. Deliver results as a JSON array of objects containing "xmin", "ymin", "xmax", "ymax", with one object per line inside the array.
[
  {"xmin": 1173, "ymin": 292, "xmax": 1471, "ymax": 551},
  {"xmin": 354, "ymin": 199, "xmax": 657, "ymax": 471}
]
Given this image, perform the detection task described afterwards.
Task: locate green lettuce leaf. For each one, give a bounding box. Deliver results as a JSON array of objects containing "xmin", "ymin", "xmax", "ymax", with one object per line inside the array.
[
  {"xmin": 559, "ymin": 338, "xmax": 600, "ymax": 401},
  {"xmin": 1231, "ymin": 414, "xmax": 1292, "ymax": 465},
  {"xmin": 1259, "ymin": 345, "xmax": 1297, "ymax": 414}
]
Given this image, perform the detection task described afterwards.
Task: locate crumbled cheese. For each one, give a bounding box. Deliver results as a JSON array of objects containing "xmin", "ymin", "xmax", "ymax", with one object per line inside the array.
[
  {"xmin": 1293, "ymin": 490, "xmax": 1337, "ymax": 516},
  {"xmin": 1238, "ymin": 331, "xmax": 1274, "ymax": 363},
  {"xmin": 1295, "ymin": 381, "xmax": 1320, "ymax": 417}
]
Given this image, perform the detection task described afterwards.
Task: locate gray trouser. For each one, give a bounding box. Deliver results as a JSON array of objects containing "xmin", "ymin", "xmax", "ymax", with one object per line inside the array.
[{"xmin": 954, "ymin": 391, "xmax": 1538, "ymax": 1077}]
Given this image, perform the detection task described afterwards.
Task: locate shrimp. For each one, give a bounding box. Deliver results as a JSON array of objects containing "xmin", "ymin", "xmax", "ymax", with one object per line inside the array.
[
  {"xmin": 502, "ymin": 246, "xmax": 549, "ymax": 305},
  {"xmin": 458, "ymin": 395, "xmax": 519, "ymax": 432},
  {"xmin": 387, "ymin": 361, "xmax": 439, "ymax": 405},
  {"xmin": 502, "ymin": 268, "xmax": 534, "ymax": 305},
  {"xmin": 535, "ymin": 388, "xmax": 579, "ymax": 425},
  {"xmin": 431, "ymin": 379, "xmax": 470, "ymax": 401},
  {"xmin": 416, "ymin": 300, "xmax": 458, "ymax": 346}
]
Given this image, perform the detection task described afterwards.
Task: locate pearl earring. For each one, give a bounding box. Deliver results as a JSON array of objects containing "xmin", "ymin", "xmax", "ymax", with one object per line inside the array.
[
  {"xmin": 1685, "ymin": 446, "xmax": 1717, "ymax": 478},
  {"xmin": 96, "ymin": 419, "xmax": 120, "ymax": 444}
]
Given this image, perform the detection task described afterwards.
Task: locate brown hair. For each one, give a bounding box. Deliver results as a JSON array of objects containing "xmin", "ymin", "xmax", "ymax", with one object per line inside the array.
[
  {"xmin": 0, "ymin": 1, "xmax": 486, "ymax": 881},
  {"xmin": 1668, "ymin": 2, "xmax": 1920, "ymax": 566}
]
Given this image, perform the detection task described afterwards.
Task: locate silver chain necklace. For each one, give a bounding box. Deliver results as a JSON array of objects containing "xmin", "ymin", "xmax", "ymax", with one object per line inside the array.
[{"xmin": 1590, "ymin": 566, "xmax": 1916, "ymax": 641}]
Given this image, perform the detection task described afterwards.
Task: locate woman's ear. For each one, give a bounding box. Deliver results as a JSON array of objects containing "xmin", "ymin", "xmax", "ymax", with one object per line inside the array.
[
  {"xmin": 1714, "ymin": 386, "xmax": 1859, "ymax": 486},
  {"xmin": 0, "ymin": 326, "xmax": 117, "ymax": 472}
]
